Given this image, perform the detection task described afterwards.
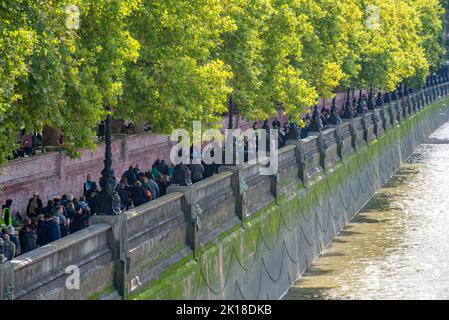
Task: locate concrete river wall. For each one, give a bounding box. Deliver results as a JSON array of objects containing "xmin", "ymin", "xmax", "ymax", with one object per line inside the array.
[{"xmin": 1, "ymin": 85, "xmax": 449, "ymax": 300}]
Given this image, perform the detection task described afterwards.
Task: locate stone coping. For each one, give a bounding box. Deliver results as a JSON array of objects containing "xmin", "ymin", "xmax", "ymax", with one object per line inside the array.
[
  {"xmin": 126, "ymin": 192, "xmax": 184, "ymax": 221},
  {"xmin": 192, "ymin": 171, "xmax": 233, "ymax": 190},
  {"xmin": 10, "ymin": 223, "xmax": 111, "ymax": 271}
]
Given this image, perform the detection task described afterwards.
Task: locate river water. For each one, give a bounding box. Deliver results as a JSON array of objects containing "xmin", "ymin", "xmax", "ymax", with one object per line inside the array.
[{"xmin": 284, "ymin": 122, "xmax": 449, "ymax": 300}]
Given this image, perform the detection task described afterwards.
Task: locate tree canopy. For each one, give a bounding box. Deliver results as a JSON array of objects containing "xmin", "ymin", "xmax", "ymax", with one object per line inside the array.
[
  {"xmin": 0, "ymin": 0, "xmax": 446, "ymax": 165},
  {"xmin": 0, "ymin": 0, "xmax": 140, "ymax": 165}
]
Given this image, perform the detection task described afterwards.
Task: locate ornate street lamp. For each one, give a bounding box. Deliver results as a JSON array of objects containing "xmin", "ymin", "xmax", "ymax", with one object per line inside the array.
[
  {"xmin": 228, "ymin": 97, "xmax": 234, "ymax": 130},
  {"xmin": 431, "ymin": 75, "xmax": 437, "ymax": 100},
  {"xmin": 424, "ymin": 76, "xmax": 431, "ymax": 102},
  {"xmin": 95, "ymin": 111, "xmax": 121, "ymax": 215},
  {"xmin": 367, "ymin": 88, "xmax": 375, "ymax": 110},
  {"xmin": 309, "ymin": 105, "xmax": 323, "ymax": 132},
  {"xmin": 356, "ymin": 90, "xmax": 365, "ymax": 115},
  {"xmin": 437, "ymin": 75, "xmax": 441, "ymax": 97},
  {"xmin": 327, "ymin": 97, "xmax": 341, "ymax": 125},
  {"xmin": 343, "ymin": 88, "xmax": 354, "ymax": 119}
]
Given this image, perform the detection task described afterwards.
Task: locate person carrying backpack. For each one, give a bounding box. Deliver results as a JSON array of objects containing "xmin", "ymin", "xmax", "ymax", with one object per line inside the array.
[{"xmin": 70, "ymin": 202, "xmax": 90, "ymax": 233}]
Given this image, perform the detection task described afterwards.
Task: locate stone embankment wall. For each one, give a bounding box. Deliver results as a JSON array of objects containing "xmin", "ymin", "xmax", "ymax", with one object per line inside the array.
[{"xmin": 1, "ymin": 85, "xmax": 449, "ymax": 300}]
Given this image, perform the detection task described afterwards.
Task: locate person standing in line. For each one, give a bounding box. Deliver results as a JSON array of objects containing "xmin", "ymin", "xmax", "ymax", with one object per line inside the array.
[
  {"xmin": 45, "ymin": 214, "xmax": 61, "ymax": 244},
  {"xmin": 20, "ymin": 224, "xmax": 37, "ymax": 254},
  {"xmin": 146, "ymin": 173, "xmax": 160, "ymax": 200},
  {"xmin": 123, "ymin": 166, "xmax": 136, "ymax": 186},
  {"xmin": 190, "ymin": 162, "xmax": 204, "ymax": 184},
  {"xmin": 116, "ymin": 179, "xmax": 130, "ymax": 211},
  {"xmin": 43, "ymin": 200, "xmax": 54, "ymax": 215},
  {"xmin": 1, "ymin": 234, "xmax": 16, "ymax": 260},
  {"xmin": 70, "ymin": 202, "xmax": 90, "ymax": 234},
  {"xmin": 27, "ymin": 191, "xmax": 43, "ymax": 219},
  {"xmin": 130, "ymin": 180, "xmax": 148, "ymax": 207},
  {"xmin": 53, "ymin": 205, "xmax": 68, "ymax": 237},
  {"xmin": 151, "ymin": 163, "xmax": 162, "ymax": 181},
  {"xmin": 1, "ymin": 199, "xmax": 13, "ymax": 228},
  {"xmin": 83, "ymin": 174, "xmax": 97, "ymax": 201},
  {"xmin": 36, "ymin": 214, "xmax": 49, "ymax": 247},
  {"xmin": 5, "ymin": 226, "xmax": 19, "ymax": 252}
]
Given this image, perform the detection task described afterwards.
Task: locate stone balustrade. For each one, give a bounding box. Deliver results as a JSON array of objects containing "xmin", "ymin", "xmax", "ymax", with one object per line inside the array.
[{"xmin": 2, "ymin": 82, "xmax": 449, "ymax": 300}]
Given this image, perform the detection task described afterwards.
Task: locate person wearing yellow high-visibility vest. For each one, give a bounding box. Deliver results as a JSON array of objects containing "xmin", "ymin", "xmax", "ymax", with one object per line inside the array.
[{"xmin": 1, "ymin": 199, "xmax": 13, "ymax": 228}]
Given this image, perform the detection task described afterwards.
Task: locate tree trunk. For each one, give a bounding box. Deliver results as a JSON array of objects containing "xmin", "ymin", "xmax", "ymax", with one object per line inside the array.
[{"xmin": 42, "ymin": 125, "xmax": 60, "ymax": 147}]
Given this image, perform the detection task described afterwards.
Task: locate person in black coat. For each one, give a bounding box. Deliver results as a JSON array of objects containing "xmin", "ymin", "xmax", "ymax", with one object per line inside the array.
[
  {"xmin": 157, "ymin": 160, "xmax": 168, "ymax": 175},
  {"xmin": 45, "ymin": 214, "xmax": 61, "ymax": 243},
  {"xmin": 43, "ymin": 200, "xmax": 54, "ymax": 215},
  {"xmin": 130, "ymin": 181, "xmax": 147, "ymax": 207},
  {"xmin": 21, "ymin": 225, "xmax": 37, "ymax": 254},
  {"xmin": 66, "ymin": 202, "xmax": 77, "ymax": 223},
  {"xmin": 70, "ymin": 206, "xmax": 90, "ymax": 234},
  {"xmin": 19, "ymin": 218, "xmax": 32, "ymax": 250},
  {"xmin": 156, "ymin": 175, "xmax": 169, "ymax": 197},
  {"xmin": 26, "ymin": 192, "xmax": 43, "ymax": 219},
  {"xmin": 116, "ymin": 179, "xmax": 130, "ymax": 211},
  {"xmin": 83, "ymin": 174, "xmax": 97, "ymax": 201},
  {"xmin": 123, "ymin": 166, "xmax": 136, "ymax": 186},
  {"xmin": 87, "ymin": 191, "xmax": 99, "ymax": 215},
  {"xmin": 36, "ymin": 216, "xmax": 49, "ymax": 246}
]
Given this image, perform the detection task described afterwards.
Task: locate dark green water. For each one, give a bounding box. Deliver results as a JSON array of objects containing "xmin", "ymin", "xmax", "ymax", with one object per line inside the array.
[{"xmin": 284, "ymin": 123, "xmax": 449, "ymax": 300}]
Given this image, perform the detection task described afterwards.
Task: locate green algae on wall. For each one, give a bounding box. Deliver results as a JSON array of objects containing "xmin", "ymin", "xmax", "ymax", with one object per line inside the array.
[{"xmin": 130, "ymin": 98, "xmax": 449, "ymax": 300}]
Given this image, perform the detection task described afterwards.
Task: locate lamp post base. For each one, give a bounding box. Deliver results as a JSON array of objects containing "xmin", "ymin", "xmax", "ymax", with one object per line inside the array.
[{"xmin": 94, "ymin": 191, "xmax": 121, "ymax": 216}]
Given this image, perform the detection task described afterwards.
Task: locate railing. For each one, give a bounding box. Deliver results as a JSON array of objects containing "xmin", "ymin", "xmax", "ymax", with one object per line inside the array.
[{"xmin": 2, "ymin": 81, "xmax": 449, "ymax": 300}]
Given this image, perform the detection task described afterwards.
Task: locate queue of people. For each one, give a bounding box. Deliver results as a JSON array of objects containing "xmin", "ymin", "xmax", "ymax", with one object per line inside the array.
[
  {"xmin": 1, "ymin": 193, "xmax": 92, "ymax": 262},
  {"xmin": 1, "ymin": 117, "xmax": 297, "ymax": 261}
]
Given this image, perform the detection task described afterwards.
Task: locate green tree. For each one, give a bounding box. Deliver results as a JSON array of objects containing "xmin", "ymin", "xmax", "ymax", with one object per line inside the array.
[
  {"xmin": 0, "ymin": 0, "xmax": 36, "ymax": 166},
  {"xmin": 357, "ymin": 0, "xmax": 429, "ymax": 91},
  {"xmin": 1, "ymin": 0, "xmax": 447, "ymax": 169},
  {"xmin": 220, "ymin": 0, "xmax": 318, "ymax": 124},
  {"xmin": 121, "ymin": 0, "xmax": 233, "ymax": 134},
  {"xmin": 0, "ymin": 0, "xmax": 140, "ymax": 165},
  {"xmin": 297, "ymin": 0, "xmax": 353, "ymax": 98},
  {"xmin": 407, "ymin": 0, "xmax": 445, "ymax": 87}
]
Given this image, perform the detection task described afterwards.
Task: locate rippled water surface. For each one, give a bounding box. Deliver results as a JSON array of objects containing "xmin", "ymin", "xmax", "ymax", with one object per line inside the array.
[{"xmin": 284, "ymin": 122, "xmax": 449, "ymax": 300}]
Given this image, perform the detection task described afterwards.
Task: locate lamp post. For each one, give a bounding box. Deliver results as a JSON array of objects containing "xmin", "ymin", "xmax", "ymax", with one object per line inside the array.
[
  {"xmin": 309, "ymin": 105, "xmax": 323, "ymax": 132},
  {"xmin": 328, "ymin": 97, "xmax": 341, "ymax": 125},
  {"xmin": 95, "ymin": 111, "xmax": 121, "ymax": 215},
  {"xmin": 398, "ymin": 83, "xmax": 404, "ymax": 99},
  {"xmin": 356, "ymin": 90, "xmax": 365, "ymax": 115},
  {"xmin": 431, "ymin": 75, "xmax": 437, "ymax": 100},
  {"xmin": 343, "ymin": 88, "xmax": 353, "ymax": 119},
  {"xmin": 367, "ymin": 88, "xmax": 375, "ymax": 110}
]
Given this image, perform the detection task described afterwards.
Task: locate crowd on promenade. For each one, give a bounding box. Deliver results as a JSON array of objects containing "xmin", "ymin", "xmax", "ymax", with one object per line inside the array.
[
  {"xmin": 7, "ymin": 90, "xmax": 372, "ymax": 164},
  {"xmin": 1, "ymin": 116, "xmax": 306, "ymax": 261},
  {"xmin": 0, "ymin": 94, "xmax": 385, "ymax": 263}
]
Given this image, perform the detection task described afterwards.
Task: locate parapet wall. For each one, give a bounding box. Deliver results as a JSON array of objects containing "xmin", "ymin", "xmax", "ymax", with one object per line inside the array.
[{"xmin": 1, "ymin": 85, "xmax": 449, "ymax": 300}]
